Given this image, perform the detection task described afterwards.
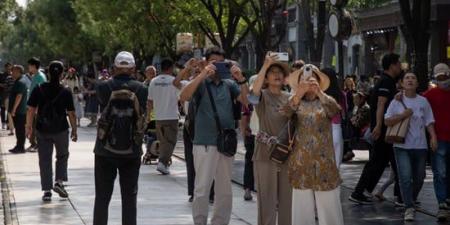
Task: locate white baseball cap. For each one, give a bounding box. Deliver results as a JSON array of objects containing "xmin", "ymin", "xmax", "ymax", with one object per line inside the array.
[
  {"xmin": 433, "ymin": 63, "xmax": 450, "ymax": 78},
  {"xmin": 114, "ymin": 51, "xmax": 135, "ymax": 68}
]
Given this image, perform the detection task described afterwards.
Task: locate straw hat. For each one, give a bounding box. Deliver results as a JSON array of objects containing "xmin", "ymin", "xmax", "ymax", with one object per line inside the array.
[
  {"xmin": 266, "ymin": 61, "xmax": 290, "ymax": 77},
  {"xmin": 288, "ymin": 64, "xmax": 330, "ymax": 91}
]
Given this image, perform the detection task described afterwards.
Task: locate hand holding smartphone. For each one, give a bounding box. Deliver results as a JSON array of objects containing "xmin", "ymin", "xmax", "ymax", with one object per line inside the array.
[
  {"xmin": 269, "ymin": 52, "xmax": 289, "ymax": 62},
  {"xmin": 213, "ymin": 62, "xmax": 232, "ymax": 79}
]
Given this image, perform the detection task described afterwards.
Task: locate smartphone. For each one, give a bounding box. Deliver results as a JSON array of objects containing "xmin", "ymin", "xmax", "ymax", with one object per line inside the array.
[
  {"xmin": 213, "ymin": 62, "xmax": 232, "ymax": 79},
  {"xmin": 301, "ymin": 64, "xmax": 313, "ymax": 81},
  {"xmin": 269, "ymin": 52, "xmax": 289, "ymax": 62},
  {"xmin": 193, "ymin": 49, "xmax": 203, "ymax": 60}
]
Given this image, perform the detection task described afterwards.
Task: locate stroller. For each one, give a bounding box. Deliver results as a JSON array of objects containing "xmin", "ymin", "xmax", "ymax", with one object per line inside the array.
[{"xmin": 142, "ymin": 119, "xmax": 159, "ymax": 165}]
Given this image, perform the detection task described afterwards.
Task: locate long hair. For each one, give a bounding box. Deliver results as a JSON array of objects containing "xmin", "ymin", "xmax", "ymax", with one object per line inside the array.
[{"xmin": 322, "ymin": 67, "xmax": 342, "ymax": 103}]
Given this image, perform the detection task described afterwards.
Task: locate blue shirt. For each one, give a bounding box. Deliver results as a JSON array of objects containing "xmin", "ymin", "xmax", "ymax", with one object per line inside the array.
[{"xmin": 193, "ymin": 79, "xmax": 240, "ymax": 145}]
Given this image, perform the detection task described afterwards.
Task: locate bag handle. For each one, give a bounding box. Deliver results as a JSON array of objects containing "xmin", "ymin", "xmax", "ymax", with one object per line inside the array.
[{"xmin": 205, "ymin": 83, "xmax": 223, "ymax": 134}]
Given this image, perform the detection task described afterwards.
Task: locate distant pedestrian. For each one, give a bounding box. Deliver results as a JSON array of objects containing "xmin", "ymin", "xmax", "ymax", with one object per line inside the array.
[
  {"xmin": 0, "ymin": 63, "xmax": 13, "ymax": 130},
  {"xmin": 73, "ymin": 87, "xmax": 83, "ymax": 126},
  {"xmin": 8, "ymin": 65, "xmax": 31, "ymax": 154},
  {"xmin": 93, "ymin": 51, "xmax": 147, "ymax": 225},
  {"xmin": 148, "ymin": 59, "xmax": 180, "ymax": 175},
  {"xmin": 26, "ymin": 61, "xmax": 77, "ymax": 202},
  {"xmin": 27, "ymin": 57, "xmax": 47, "ymax": 152}
]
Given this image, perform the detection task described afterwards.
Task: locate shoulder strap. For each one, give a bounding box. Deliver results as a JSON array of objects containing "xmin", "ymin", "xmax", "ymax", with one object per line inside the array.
[
  {"xmin": 39, "ymin": 85, "xmax": 65, "ymax": 104},
  {"xmin": 205, "ymin": 83, "xmax": 223, "ymax": 134}
]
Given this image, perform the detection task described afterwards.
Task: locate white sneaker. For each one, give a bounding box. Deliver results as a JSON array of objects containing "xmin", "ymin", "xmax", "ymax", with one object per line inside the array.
[
  {"xmin": 156, "ymin": 162, "xmax": 170, "ymax": 175},
  {"xmin": 404, "ymin": 208, "xmax": 415, "ymax": 221}
]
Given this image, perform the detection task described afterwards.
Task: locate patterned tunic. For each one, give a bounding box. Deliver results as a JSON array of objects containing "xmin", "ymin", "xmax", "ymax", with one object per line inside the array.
[{"xmin": 287, "ymin": 95, "xmax": 342, "ymax": 191}]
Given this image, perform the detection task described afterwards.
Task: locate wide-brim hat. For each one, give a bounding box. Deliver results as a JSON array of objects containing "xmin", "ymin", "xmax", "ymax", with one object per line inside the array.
[
  {"xmin": 288, "ymin": 64, "xmax": 330, "ymax": 91},
  {"xmin": 266, "ymin": 61, "xmax": 290, "ymax": 77}
]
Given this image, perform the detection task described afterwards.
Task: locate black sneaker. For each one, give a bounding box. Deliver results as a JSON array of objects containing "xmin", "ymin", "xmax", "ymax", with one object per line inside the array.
[
  {"xmin": 53, "ymin": 183, "xmax": 68, "ymax": 198},
  {"xmin": 9, "ymin": 147, "xmax": 25, "ymax": 154},
  {"xmin": 42, "ymin": 191, "xmax": 52, "ymax": 202},
  {"xmin": 188, "ymin": 195, "xmax": 194, "ymax": 203},
  {"xmin": 349, "ymin": 192, "xmax": 373, "ymax": 205}
]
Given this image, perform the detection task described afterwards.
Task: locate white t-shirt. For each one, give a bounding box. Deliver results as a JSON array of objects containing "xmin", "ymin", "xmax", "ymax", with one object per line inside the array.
[
  {"xmin": 148, "ymin": 74, "xmax": 180, "ymax": 120},
  {"xmin": 385, "ymin": 95, "xmax": 435, "ymax": 149},
  {"xmin": 179, "ymin": 80, "xmax": 191, "ymax": 114}
]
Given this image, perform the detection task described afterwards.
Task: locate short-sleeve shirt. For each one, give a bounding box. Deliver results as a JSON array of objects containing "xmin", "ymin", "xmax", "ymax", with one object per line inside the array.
[
  {"xmin": 27, "ymin": 83, "xmax": 75, "ymax": 133},
  {"xmin": 253, "ymin": 90, "xmax": 290, "ymax": 161},
  {"xmin": 369, "ymin": 73, "xmax": 397, "ymax": 130},
  {"xmin": 148, "ymin": 74, "xmax": 180, "ymax": 120},
  {"xmin": 29, "ymin": 71, "xmax": 47, "ymax": 98},
  {"xmin": 8, "ymin": 75, "xmax": 31, "ymax": 115},
  {"xmin": 423, "ymin": 88, "xmax": 450, "ymax": 141},
  {"xmin": 385, "ymin": 95, "xmax": 434, "ymax": 149},
  {"xmin": 193, "ymin": 79, "xmax": 240, "ymax": 146}
]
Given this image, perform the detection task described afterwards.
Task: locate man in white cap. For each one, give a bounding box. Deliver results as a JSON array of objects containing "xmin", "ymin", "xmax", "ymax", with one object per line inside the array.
[
  {"xmin": 423, "ymin": 63, "xmax": 450, "ymax": 220},
  {"xmin": 93, "ymin": 51, "xmax": 148, "ymax": 225}
]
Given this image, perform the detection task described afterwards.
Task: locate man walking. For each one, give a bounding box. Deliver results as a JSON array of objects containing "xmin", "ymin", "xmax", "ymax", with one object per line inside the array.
[
  {"xmin": 180, "ymin": 47, "xmax": 249, "ymax": 225},
  {"xmin": 93, "ymin": 51, "xmax": 147, "ymax": 225},
  {"xmin": 148, "ymin": 59, "xmax": 180, "ymax": 175},
  {"xmin": 424, "ymin": 63, "xmax": 450, "ymax": 220},
  {"xmin": 27, "ymin": 57, "xmax": 47, "ymax": 152},
  {"xmin": 349, "ymin": 53, "xmax": 402, "ymax": 204},
  {"xmin": 8, "ymin": 65, "xmax": 31, "ymax": 153}
]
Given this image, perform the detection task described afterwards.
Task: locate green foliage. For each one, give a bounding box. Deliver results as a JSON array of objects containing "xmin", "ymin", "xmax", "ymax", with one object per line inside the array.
[{"xmin": 347, "ymin": 0, "xmax": 391, "ymax": 9}]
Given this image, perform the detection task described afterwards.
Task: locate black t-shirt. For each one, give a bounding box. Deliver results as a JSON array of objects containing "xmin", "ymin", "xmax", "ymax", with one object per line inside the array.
[
  {"xmin": 369, "ymin": 73, "xmax": 397, "ymax": 130},
  {"xmin": 27, "ymin": 83, "xmax": 75, "ymax": 133}
]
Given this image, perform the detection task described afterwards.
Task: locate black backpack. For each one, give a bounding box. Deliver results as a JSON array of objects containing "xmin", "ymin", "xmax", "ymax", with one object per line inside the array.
[
  {"xmin": 36, "ymin": 86, "xmax": 67, "ymax": 134},
  {"xmin": 97, "ymin": 82, "xmax": 144, "ymax": 155}
]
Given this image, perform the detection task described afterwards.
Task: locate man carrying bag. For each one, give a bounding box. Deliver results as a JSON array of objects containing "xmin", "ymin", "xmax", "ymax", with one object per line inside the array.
[{"xmin": 179, "ymin": 47, "xmax": 249, "ymax": 225}]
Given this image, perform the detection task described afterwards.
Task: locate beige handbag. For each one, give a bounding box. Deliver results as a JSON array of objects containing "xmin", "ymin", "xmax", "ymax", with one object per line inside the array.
[{"xmin": 385, "ymin": 100, "xmax": 410, "ymax": 144}]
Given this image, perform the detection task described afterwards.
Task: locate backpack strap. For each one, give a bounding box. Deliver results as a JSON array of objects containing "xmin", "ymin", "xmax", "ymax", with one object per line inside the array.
[{"xmin": 39, "ymin": 85, "xmax": 65, "ymax": 104}]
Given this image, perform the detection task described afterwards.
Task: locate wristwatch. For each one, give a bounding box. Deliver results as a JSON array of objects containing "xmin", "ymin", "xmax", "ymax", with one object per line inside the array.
[{"xmin": 237, "ymin": 78, "xmax": 248, "ymax": 85}]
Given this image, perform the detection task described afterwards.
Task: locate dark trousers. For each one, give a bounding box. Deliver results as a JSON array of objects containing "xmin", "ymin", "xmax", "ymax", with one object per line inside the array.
[
  {"xmin": 93, "ymin": 155, "xmax": 140, "ymax": 225},
  {"xmin": 37, "ymin": 131, "xmax": 69, "ymax": 190},
  {"xmin": 12, "ymin": 114, "xmax": 26, "ymax": 149},
  {"xmin": 183, "ymin": 125, "xmax": 214, "ymax": 198},
  {"xmin": 1, "ymin": 106, "xmax": 7, "ymax": 124},
  {"xmin": 30, "ymin": 116, "xmax": 37, "ymax": 147},
  {"xmin": 244, "ymin": 135, "xmax": 255, "ymax": 191},
  {"xmin": 354, "ymin": 138, "xmax": 401, "ymax": 199}
]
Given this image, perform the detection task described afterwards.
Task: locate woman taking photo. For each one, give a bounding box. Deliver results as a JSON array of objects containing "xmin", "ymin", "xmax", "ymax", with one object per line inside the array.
[
  {"xmin": 287, "ymin": 65, "xmax": 344, "ymax": 225},
  {"xmin": 26, "ymin": 61, "xmax": 78, "ymax": 202},
  {"xmin": 250, "ymin": 53, "xmax": 292, "ymax": 225},
  {"xmin": 385, "ymin": 72, "xmax": 437, "ymax": 221}
]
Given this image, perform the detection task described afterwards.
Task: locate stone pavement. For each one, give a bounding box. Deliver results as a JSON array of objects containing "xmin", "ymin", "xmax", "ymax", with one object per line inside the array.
[{"xmin": 0, "ymin": 121, "xmax": 448, "ymax": 225}]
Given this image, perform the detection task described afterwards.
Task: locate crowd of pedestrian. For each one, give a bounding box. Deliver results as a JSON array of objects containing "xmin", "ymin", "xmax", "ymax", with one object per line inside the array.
[{"xmin": 0, "ymin": 48, "xmax": 449, "ymax": 225}]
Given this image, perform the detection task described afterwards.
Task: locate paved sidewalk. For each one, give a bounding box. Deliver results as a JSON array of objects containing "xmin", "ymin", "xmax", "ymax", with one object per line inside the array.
[
  {"xmin": 0, "ymin": 125, "xmax": 256, "ymax": 225},
  {"xmin": 0, "ymin": 122, "xmax": 449, "ymax": 225}
]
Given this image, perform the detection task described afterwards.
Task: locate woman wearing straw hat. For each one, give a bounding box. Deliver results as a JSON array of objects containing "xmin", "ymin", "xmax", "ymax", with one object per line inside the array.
[
  {"xmin": 250, "ymin": 53, "xmax": 292, "ymax": 225},
  {"xmin": 286, "ymin": 64, "xmax": 344, "ymax": 225}
]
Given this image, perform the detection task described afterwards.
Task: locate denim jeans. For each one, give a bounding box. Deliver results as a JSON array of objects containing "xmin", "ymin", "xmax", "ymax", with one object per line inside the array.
[
  {"xmin": 394, "ymin": 148, "xmax": 427, "ymax": 208},
  {"xmin": 432, "ymin": 141, "xmax": 450, "ymax": 204}
]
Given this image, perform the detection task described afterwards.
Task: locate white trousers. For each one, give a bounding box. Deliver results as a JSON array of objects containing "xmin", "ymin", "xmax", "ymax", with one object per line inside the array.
[
  {"xmin": 332, "ymin": 123, "xmax": 344, "ymax": 168},
  {"xmin": 292, "ymin": 187, "xmax": 344, "ymax": 225},
  {"xmin": 192, "ymin": 145, "xmax": 233, "ymax": 225}
]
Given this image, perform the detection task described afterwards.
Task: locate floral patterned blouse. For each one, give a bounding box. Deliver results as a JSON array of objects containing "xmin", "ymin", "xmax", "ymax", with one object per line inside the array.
[{"xmin": 287, "ymin": 95, "xmax": 342, "ymax": 191}]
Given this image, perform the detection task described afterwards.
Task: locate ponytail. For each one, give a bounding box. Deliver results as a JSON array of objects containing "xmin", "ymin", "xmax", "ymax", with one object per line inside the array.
[{"xmin": 48, "ymin": 60, "xmax": 64, "ymax": 85}]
